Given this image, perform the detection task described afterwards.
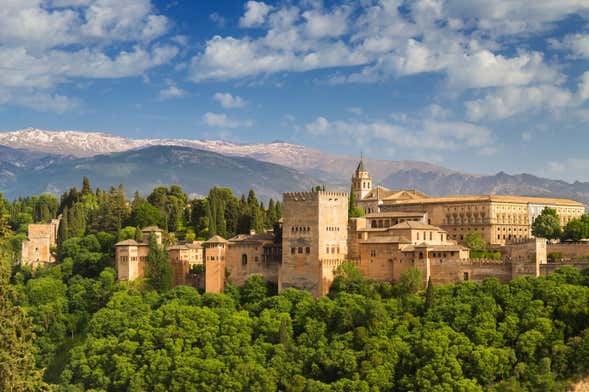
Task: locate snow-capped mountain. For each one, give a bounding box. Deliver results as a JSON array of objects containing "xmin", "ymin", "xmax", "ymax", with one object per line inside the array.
[{"xmin": 0, "ymin": 128, "xmax": 455, "ymax": 182}]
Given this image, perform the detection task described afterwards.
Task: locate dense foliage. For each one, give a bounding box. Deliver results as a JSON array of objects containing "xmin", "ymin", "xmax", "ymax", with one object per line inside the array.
[
  {"xmin": 7, "ymin": 262, "xmax": 589, "ymax": 391},
  {"xmin": 532, "ymin": 208, "xmax": 562, "ymax": 241},
  {"xmin": 4, "ymin": 182, "xmax": 589, "ymax": 390}
]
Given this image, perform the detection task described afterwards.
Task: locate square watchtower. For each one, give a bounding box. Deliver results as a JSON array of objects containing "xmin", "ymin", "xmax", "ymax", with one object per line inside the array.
[{"xmin": 279, "ymin": 191, "xmax": 349, "ymax": 297}]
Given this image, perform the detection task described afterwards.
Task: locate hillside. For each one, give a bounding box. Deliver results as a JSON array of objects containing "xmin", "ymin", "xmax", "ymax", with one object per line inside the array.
[{"xmin": 0, "ymin": 145, "xmax": 317, "ymax": 200}]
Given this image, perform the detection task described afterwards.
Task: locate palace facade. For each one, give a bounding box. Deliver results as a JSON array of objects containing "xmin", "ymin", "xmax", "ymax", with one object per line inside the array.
[
  {"xmin": 109, "ymin": 158, "xmax": 585, "ymax": 296},
  {"xmin": 351, "ymin": 159, "xmax": 585, "ymax": 245}
]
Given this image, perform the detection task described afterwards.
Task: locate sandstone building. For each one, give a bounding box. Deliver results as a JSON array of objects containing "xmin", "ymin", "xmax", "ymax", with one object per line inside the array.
[
  {"xmin": 21, "ymin": 217, "xmax": 61, "ymax": 267},
  {"xmin": 351, "ymin": 159, "xmax": 585, "ymax": 245},
  {"xmin": 279, "ymin": 191, "xmax": 349, "ymax": 297},
  {"xmin": 107, "ymin": 157, "xmax": 585, "ymax": 297}
]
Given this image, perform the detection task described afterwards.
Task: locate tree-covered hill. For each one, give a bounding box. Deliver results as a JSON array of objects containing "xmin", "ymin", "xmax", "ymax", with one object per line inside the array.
[
  {"xmin": 4, "ymin": 181, "xmax": 589, "ymax": 391},
  {"xmin": 6, "ymin": 261, "xmax": 589, "ymax": 391}
]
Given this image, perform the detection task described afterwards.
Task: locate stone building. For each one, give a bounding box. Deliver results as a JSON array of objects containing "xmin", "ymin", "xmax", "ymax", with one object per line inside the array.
[
  {"xmin": 114, "ymin": 226, "xmax": 164, "ymax": 281},
  {"xmin": 21, "ymin": 217, "xmax": 61, "ymax": 267},
  {"xmin": 351, "ymin": 159, "xmax": 585, "ymax": 245},
  {"xmin": 225, "ymin": 232, "xmax": 281, "ymax": 287},
  {"xmin": 168, "ymin": 241, "xmax": 203, "ymax": 287},
  {"xmin": 204, "ymin": 235, "xmax": 228, "ymax": 293},
  {"xmin": 279, "ymin": 191, "xmax": 348, "ymax": 297}
]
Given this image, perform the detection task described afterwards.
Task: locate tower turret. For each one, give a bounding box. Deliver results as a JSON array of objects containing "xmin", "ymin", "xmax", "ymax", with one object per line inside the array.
[{"xmin": 351, "ymin": 156, "xmax": 372, "ymax": 201}]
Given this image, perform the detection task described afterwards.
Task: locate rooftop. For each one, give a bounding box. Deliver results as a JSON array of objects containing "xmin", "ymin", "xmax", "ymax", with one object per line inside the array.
[
  {"xmin": 204, "ymin": 235, "xmax": 229, "ymax": 244},
  {"xmin": 142, "ymin": 226, "xmax": 163, "ymax": 232},
  {"xmin": 114, "ymin": 239, "xmax": 147, "ymax": 247},
  {"xmin": 390, "ymin": 221, "xmax": 445, "ymax": 231},
  {"xmin": 364, "ymin": 211, "xmax": 426, "ymax": 218},
  {"xmin": 359, "ymin": 235, "xmax": 412, "ymax": 244},
  {"xmin": 385, "ymin": 194, "xmax": 584, "ymax": 206}
]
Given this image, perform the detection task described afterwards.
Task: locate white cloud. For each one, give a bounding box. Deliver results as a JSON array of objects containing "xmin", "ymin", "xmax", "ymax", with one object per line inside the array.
[
  {"xmin": 465, "ymin": 85, "xmax": 574, "ymax": 121},
  {"xmin": 578, "ymin": 71, "xmax": 589, "ymax": 101},
  {"xmin": 189, "ymin": 0, "xmax": 568, "ymax": 95},
  {"xmin": 465, "ymin": 72, "xmax": 589, "ymax": 121},
  {"xmin": 0, "ymin": 0, "xmax": 175, "ymax": 113},
  {"xmin": 203, "ymin": 112, "xmax": 254, "ymax": 128},
  {"xmin": 445, "ymin": 50, "xmax": 561, "ymax": 89},
  {"xmin": 304, "ymin": 115, "xmax": 493, "ymax": 151},
  {"xmin": 213, "ymin": 92, "xmax": 247, "ymax": 109},
  {"xmin": 239, "ymin": 1, "xmax": 272, "ymax": 28},
  {"xmin": 159, "ymin": 84, "xmax": 185, "ymax": 100},
  {"xmin": 302, "ymin": 7, "xmax": 349, "ymax": 38}
]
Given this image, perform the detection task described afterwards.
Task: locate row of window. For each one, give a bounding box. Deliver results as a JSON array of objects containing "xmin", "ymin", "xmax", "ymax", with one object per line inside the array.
[
  {"xmin": 119, "ymin": 256, "xmax": 146, "ymax": 263},
  {"xmin": 206, "ymin": 255, "xmax": 224, "ymax": 261},
  {"xmin": 326, "ymin": 226, "xmax": 341, "ymax": 232},
  {"xmin": 241, "ymin": 254, "xmax": 260, "ymax": 265},
  {"xmin": 291, "ymin": 247, "xmax": 311, "ymax": 255},
  {"xmin": 291, "ymin": 226, "xmax": 310, "ymax": 233},
  {"xmin": 326, "ymin": 246, "xmax": 341, "ymax": 254}
]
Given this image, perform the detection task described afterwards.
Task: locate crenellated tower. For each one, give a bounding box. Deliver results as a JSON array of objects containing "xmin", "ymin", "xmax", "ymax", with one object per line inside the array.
[{"xmin": 279, "ymin": 191, "xmax": 349, "ymax": 297}]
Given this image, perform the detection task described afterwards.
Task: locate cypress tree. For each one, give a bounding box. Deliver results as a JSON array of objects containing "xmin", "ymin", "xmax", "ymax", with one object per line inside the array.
[
  {"xmin": 145, "ymin": 235, "xmax": 172, "ymax": 292},
  {"xmin": 58, "ymin": 207, "xmax": 69, "ymax": 244},
  {"xmin": 425, "ymin": 276, "xmax": 435, "ymax": 311}
]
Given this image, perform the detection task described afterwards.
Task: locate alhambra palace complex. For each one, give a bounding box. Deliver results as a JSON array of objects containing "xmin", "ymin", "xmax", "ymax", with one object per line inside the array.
[{"xmin": 22, "ymin": 160, "xmax": 588, "ymax": 297}]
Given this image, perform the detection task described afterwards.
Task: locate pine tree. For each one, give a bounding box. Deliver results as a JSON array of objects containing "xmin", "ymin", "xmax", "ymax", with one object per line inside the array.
[{"xmin": 81, "ymin": 176, "xmax": 92, "ymax": 196}]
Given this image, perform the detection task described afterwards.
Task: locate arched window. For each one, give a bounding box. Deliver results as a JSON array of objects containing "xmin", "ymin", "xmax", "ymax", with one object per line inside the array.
[{"xmin": 242, "ymin": 254, "xmax": 248, "ymax": 265}]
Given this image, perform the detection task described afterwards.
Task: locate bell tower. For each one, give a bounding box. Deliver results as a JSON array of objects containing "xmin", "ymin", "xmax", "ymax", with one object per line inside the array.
[{"xmin": 351, "ymin": 155, "xmax": 372, "ymax": 201}]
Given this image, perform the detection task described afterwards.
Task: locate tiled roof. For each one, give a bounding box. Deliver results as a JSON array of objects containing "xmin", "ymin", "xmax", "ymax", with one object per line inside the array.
[
  {"xmin": 114, "ymin": 239, "xmax": 146, "ymax": 246},
  {"xmin": 205, "ymin": 235, "xmax": 228, "ymax": 243},
  {"xmin": 142, "ymin": 226, "xmax": 163, "ymax": 232},
  {"xmin": 390, "ymin": 221, "xmax": 444, "ymax": 231},
  {"xmin": 386, "ymin": 194, "xmax": 584, "ymax": 206}
]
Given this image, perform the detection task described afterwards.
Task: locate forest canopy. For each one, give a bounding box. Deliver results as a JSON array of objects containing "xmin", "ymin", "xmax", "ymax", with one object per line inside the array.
[{"xmin": 2, "ymin": 179, "xmax": 589, "ymax": 391}]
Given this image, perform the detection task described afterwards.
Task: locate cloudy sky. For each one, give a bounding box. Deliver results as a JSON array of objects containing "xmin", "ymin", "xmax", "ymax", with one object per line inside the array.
[{"xmin": 1, "ymin": 0, "xmax": 588, "ymax": 181}]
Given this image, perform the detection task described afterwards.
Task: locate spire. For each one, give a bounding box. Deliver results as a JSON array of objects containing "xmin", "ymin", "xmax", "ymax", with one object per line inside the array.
[{"xmin": 355, "ymin": 153, "xmax": 366, "ymax": 174}]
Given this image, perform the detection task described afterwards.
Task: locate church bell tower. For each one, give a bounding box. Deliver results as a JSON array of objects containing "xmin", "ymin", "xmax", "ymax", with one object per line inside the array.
[{"xmin": 351, "ymin": 155, "xmax": 372, "ymax": 201}]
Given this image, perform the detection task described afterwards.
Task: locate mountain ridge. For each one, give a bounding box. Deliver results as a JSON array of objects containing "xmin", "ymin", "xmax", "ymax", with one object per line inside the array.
[{"xmin": 1, "ymin": 128, "xmax": 588, "ymax": 206}]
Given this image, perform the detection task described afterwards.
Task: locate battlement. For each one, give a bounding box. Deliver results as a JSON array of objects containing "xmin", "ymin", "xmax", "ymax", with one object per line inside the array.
[{"xmin": 283, "ymin": 191, "xmax": 349, "ymax": 202}]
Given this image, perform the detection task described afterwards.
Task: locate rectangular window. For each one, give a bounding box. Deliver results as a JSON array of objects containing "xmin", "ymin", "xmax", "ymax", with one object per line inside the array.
[
  {"xmin": 298, "ymin": 247, "xmax": 303, "ymax": 254},
  {"xmin": 291, "ymin": 248, "xmax": 295, "ymax": 255},
  {"xmin": 463, "ymin": 272, "xmax": 469, "ymax": 281},
  {"xmin": 305, "ymin": 247, "xmax": 310, "ymax": 254}
]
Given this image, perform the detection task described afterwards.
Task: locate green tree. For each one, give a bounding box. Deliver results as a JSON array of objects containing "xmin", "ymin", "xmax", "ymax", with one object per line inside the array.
[
  {"xmin": 0, "ymin": 257, "xmax": 47, "ymax": 391},
  {"xmin": 145, "ymin": 235, "xmax": 172, "ymax": 292},
  {"xmin": 532, "ymin": 207, "xmax": 562, "ymax": 240},
  {"xmin": 397, "ymin": 267, "xmax": 423, "ymax": 295},
  {"xmin": 425, "ymin": 276, "xmax": 435, "ymax": 310},
  {"xmin": 464, "ymin": 231, "xmax": 487, "ymax": 251},
  {"xmin": 562, "ymin": 218, "xmax": 589, "ymax": 242}
]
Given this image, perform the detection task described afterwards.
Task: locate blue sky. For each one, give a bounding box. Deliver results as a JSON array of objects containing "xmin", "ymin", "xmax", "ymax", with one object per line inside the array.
[{"xmin": 0, "ymin": 1, "xmax": 588, "ymax": 181}]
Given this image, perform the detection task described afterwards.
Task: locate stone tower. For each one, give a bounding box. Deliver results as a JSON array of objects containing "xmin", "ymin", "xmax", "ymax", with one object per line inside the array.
[
  {"xmin": 351, "ymin": 157, "xmax": 372, "ymax": 201},
  {"xmin": 204, "ymin": 235, "xmax": 228, "ymax": 293},
  {"xmin": 279, "ymin": 191, "xmax": 349, "ymax": 297}
]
